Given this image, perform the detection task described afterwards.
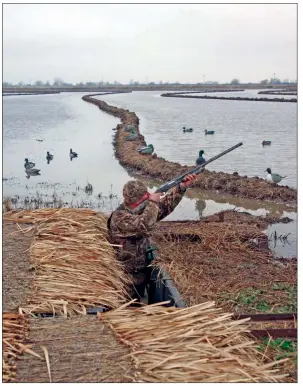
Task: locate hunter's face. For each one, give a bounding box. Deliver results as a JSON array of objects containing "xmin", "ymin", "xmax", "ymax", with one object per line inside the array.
[{"xmin": 124, "ymin": 191, "xmax": 150, "ymax": 209}]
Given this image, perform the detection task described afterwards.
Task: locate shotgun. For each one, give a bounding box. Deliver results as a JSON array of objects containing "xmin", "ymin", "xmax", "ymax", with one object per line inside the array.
[{"xmin": 132, "ymin": 141, "xmax": 243, "ymax": 213}]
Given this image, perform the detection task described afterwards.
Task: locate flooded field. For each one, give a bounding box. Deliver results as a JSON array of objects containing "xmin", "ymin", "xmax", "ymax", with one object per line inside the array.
[
  {"xmin": 3, "ymin": 92, "xmax": 297, "ymax": 257},
  {"xmin": 98, "ymin": 91, "xmax": 297, "ymax": 188},
  {"xmin": 3, "ymin": 93, "xmax": 130, "ymax": 213}
]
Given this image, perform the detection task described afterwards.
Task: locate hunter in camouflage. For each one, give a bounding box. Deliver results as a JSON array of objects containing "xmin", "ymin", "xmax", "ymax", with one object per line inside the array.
[{"xmin": 108, "ymin": 175, "xmax": 197, "ymax": 302}]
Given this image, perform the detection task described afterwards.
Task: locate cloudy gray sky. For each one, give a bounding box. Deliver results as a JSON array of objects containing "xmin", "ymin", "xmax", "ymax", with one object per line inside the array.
[{"xmin": 3, "ymin": 3, "xmax": 297, "ymax": 84}]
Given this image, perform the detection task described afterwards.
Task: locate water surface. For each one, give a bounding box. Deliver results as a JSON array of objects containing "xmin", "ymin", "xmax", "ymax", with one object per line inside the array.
[
  {"xmin": 98, "ymin": 91, "xmax": 297, "ymax": 188},
  {"xmin": 3, "ymin": 92, "xmax": 297, "ymax": 257}
]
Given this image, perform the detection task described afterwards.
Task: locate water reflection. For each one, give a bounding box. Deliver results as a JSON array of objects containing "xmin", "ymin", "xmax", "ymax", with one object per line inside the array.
[
  {"xmin": 130, "ymin": 171, "xmax": 297, "ymax": 257},
  {"xmin": 70, "ymin": 149, "xmax": 78, "ymax": 158},
  {"xmin": 25, "ymin": 170, "xmax": 41, "ymax": 179},
  {"xmin": 69, "ymin": 154, "xmax": 78, "ymax": 161},
  {"xmin": 46, "ymin": 152, "xmax": 54, "ymax": 164},
  {"xmin": 134, "ymin": 171, "xmax": 296, "ymax": 217},
  {"xmin": 195, "ymin": 199, "xmax": 206, "ymax": 220}
]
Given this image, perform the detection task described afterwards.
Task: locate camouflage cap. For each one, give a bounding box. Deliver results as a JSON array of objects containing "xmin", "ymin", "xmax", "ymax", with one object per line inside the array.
[{"xmin": 123, "ymin": 180, "xmax": 147, "ymax": 205}]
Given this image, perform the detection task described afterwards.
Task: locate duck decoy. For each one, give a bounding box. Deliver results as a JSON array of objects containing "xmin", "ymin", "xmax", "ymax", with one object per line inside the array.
[
  {"xmin": 124, "ymin": 125, "xmax": 135, "ymax": 132},
  {"xmin": 205, "ymin": 130, "xmax": 215, "ymax": 135},
  {"xmin": 262, "ymin": 140, "xmax": 272, "ymax": 146},
  {"xmin": 70, "ymin": 149, "xmax": 78, "ymax": 157},
  {"xmin": 183, "ymin": 127, "xmax": 193, "ymax": 132},
  {"xmin": 46, "ymin": 151, "xmax": 54, "ymax": 160},
  {"xmin": 24, "ymin": 158, "xmax": 35, "ymax": 169},
  {"xmin": 195, "ymin": 150, "xmax": 206, "ymax": 166},
  {"xmin": 125, "ymin": 130, "xmax": 138, "ymax": 141},
  {"xmin": 138, "ymin": 144, "xmax": 154, "ymax": 155},
  {"xmin": 266, "ymin": 168, "xmax": 286, "ymax": 184}
]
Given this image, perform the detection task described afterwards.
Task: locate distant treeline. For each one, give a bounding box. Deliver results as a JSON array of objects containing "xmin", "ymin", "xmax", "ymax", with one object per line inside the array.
[
  {"xmin": 2, "ymin": 83, "xmax": 298, "ymax": 94},
  {"xmin": 3, "ymin": 76, "xmax": 297, "ymax": 89}
]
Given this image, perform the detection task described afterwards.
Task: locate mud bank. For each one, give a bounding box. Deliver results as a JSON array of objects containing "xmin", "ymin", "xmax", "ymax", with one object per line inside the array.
[
  {"xmin": 161, "ymin": 92, "xmax": 297, "ymax": 103},
  {"xmin": 82, "ymin": 95, "xmax": 297, "ymax": 204},
  {"xmin": 258, "ymin": 90, "xmax": 297, "ymax": 96},
  {"xmin": 85, "ymin": 91, "xmax": 132, "ymax": 97},
  {"xmin": 164, "ymin": 89, "xmax": 245, "ymax": 94}
]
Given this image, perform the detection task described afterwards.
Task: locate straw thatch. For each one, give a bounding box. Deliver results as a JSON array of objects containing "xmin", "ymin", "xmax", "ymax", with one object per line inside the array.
[
  {"xmin": 82, "ymin": 95, "xmax": 296, "ymax": 204},
  {"xmin": 154, "ymin": 221, "xmax": 270, "ymax": 257},
  {"xmin": 4, "ymin": 208, "xmax": 131, "ymax": 315},
  {"xmin": 2, "ymin": 223, "xmax": 34, "ymax": 312},
  {"xmin": 101, "ymin": 301, "xmax": 288, "ymax": 382},
  {"xmin": 2, "ymin": 312, "xmax": 33, "ymax": 382},
  {"xmin": 151, "ymin": 220, "xmax": 297, "ymax": 312},
  {"xmin": 14, "ymin": 315, "xmax": 135, "ymax": 382}
]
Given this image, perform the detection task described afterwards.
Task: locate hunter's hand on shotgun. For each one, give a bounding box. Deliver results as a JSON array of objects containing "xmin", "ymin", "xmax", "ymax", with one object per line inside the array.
[
  {"xmin": 180, "ymin": 174, "xmax": 198, "ymax": 189},
  {"xmin": 149, "ymin": 192, "xmax": 164, "ymax": 203},
  {"xmin": 149, "ymin": 174, "xmax": 197, "ymax": 204}
]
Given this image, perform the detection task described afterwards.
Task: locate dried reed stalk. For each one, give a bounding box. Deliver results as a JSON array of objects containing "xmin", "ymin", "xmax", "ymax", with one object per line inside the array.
[
  {"xmin": 101, "ymin": 301, "xmax": 288, "ymax": 382},
  {"xmin": 4, "ymin": 209, "xmax": 131, "ymax": 315},
  {"xmin": 3, "ymin": 208, "xmax": 96, "ymax": 224},
  {"xmin": 153, "ymin": 221, "xmax": 270, "ymax": 257},
  {"xmin": 150, "ymin": 219, "xmax": 296, "ymax": 321},
  {"xmin": 2, "ymin": 312, "xmax": 40, "ymax": 382}
]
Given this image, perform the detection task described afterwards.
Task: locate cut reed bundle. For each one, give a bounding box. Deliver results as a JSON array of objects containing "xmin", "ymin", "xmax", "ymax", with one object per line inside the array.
[
  {"xmin": 101, "ymin": 301, "xmax": 288, "ymax": 382},
  {"xmin": 3, "ymin": 207, "xmax": 97, "ymax": 224},
  {"xmin": 14, "ymin": 315, "xmax": 135, "ymax": 383},
  {"xmin": 4, "ymin": 209, "xmax": 131, "ymax": 315},
  {"xmin": 2, "ymin": 312, "xmax": 34, "ymax": 382}
]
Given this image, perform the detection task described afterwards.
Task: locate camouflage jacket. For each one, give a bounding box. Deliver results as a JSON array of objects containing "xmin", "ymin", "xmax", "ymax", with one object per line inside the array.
[{"xmin": 108, "ymin": 185, "xmax": 186, "ymax": 281}]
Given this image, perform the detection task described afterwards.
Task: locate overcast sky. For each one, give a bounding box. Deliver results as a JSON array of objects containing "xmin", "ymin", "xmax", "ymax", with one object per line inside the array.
[{"xmin": 3, "ymin": 3, "xmax": 297, "ymax": 84}]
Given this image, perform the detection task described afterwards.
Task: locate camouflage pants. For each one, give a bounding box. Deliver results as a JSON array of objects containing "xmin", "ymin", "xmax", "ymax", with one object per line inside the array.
[
  {"xmin": 131, "ymin": 266, "xmax": 153, "ymax": 301},
  {"xmin": 131, "ymin": 265, "xmax": 160, "ymax": 305},
  {"xmin": 112, "ymin": 234, "xmax": 158, "ymax": 301}
]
